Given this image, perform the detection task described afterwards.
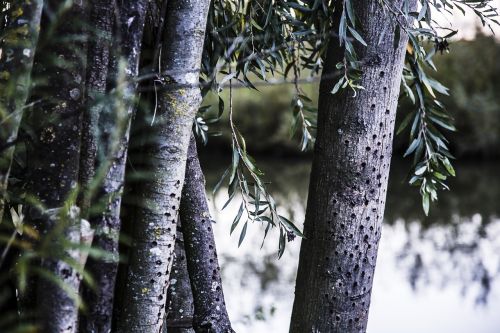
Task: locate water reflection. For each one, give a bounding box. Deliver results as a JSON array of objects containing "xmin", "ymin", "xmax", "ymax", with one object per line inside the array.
[
  {"xmin": 201, "ymin": 156, "xmax": 500, "ymax": 333},
  {"xmin": 394, "ymin": 215, "xmax": 500, "ymax": 305}
]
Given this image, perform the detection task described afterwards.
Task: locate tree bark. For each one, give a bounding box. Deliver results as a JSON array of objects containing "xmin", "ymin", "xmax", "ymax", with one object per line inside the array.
[
  {"xmin": 180, "ymin": 135, "xmax": 234, "ymax": 333},
  {"xmin": 164, "ymin": 219, "xmax": 196, "ymax": 333},
  {"xmin": 78, "ymin": 0, "xmax": 115, "ymax": 217},
  {"xmin": 0, "ymin": 0, "xmax": 43, "ymax": 220},
  {"xmin": 290, "ymin": 1, "xmax": 415, "ymax": 332},
  {"xmin": 22, "ymin": 1, "xmax": 88, "ymax": 331},
  {"xmin": 36, "ymin": 207, "xmax": 90, "ymax": 333},
  {"xmin": 80, "ymin": 1, "xmax": 148, "ymax": 332},
  {"xmin": 116, "ymin": 0, "xmax": 210, "ymax": 331}
]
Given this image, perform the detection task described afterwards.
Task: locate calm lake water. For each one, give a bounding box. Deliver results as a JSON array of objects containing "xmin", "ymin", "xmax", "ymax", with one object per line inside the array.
[{"xmin": 201, "ymin": 157, "xmax": 500, "ymax": 333}]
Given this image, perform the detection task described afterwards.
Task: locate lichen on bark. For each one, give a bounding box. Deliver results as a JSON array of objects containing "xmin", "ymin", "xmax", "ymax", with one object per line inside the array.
[
  {"xmin": 80, "ymin": 1, "xmax": 148, "ymax": 332},
  {"xmin": 21, "ymin": 1, "xmax": 88, "ymax": 331},
  {"xmin": 78, "ymin": 0, "xmax": 115, "ymax": 217},
  {"xmin": 116, "ymin": 0, "xmax": 211, "ymax": 332}
]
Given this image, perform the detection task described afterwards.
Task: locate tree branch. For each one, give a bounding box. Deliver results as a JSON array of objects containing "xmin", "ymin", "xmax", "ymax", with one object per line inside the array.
[{"xmin": 180, "ymin": 135, "xmax": 234, "ymax": 333}]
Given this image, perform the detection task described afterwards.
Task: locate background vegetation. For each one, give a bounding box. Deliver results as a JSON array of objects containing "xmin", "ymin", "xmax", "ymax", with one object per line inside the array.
[{"xmin": 202, "ymin": 33, "xmax": 500, "ymax": 160}]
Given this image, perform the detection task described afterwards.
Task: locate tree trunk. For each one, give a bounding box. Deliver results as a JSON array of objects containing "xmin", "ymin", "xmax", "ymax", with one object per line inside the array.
[
  {"xmin": 290, "ymin": 1, "xmax": 414, "ymax": 332},
  {"xmin": 180, "ymin": 135, "xmax": 234, "ymax": 333},
  {"xmin": 80, "ymin": 1, "xmax": 148, "ymax": 332},
  {"xmin": 164, "ymin": 219, "xmax": 195, "ymax": 333},
  {"xmin": 22, "ymin": 1, "xmax": 88, "ymax": 331},
  {"xmin": 0, "ymin": 0, "xmax": 43, "ymax": 220},
  {"xmin": 78, "ymin": 0, "xmax": 115, "ymax": 217},
  {"xmin": 116, "ymin": 0, "xmax": 210, "ymax": 331},
  {"xmin": 36, "ymin": 207, "xmax": 89, "ymax": 333}
]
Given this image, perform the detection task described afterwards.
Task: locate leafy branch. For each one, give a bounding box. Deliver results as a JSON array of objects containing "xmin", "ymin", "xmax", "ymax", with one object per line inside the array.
[
  {"xmin": 289, "ymin": 35, "xmax": 317, "ymax": 152},
  {"xmin": 380, "ymin": 0, "xmax": 498, "ymax": 214},
  {"xmin": 331, "ymin": 0, "xmax": 366, "ymax": 95},
  {"xmin": 214, "ymin": 77, "xmax": 303, "ymax": 257},
  {"xmin": 398, "ymin": 31, "xmax": 456, "ymax": 215}
]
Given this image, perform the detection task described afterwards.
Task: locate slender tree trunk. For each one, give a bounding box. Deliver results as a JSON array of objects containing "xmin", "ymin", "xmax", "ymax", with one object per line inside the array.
[
  {"xmin": 78, "ymin": 0, "xmax": 115, "ymax": 217},
  {"xmin": 0, "ymin": 0, "xmax": 43, "ymax": 319},
  {"xmin": 180, "ymin": 135, "xmax": 234, "ymax": 333},
  {"xmin": 290, "ymin": 1, "xmax": 414, "ymax": 332},
  {"xmin": 36, "ymin": 207, "xmax": 90, "ymax": 333},
  {"xmin": 0, "ymin": 0, "xmax": 43, "ymax": 220},
  {"xmin": 80, "ymin": 1, "xmax": 148, "ymax": 332},
  {"xmin": 22, "ymin": 1, "xmax": 88, "ymax": 331},
  {"xmin": 164, "ymin": 219, "xmax": 196, "ymax": 333},
  {"xmin": 116, "ymin": 0, "xmax": 210, "ymax": 331}
]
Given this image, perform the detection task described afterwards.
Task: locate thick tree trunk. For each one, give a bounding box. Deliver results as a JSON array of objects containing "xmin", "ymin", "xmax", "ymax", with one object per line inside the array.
[
  {"xmin": 80, "ymin": 1, "xmax": 148, "ymax": 332},
  {"xmin": 78, "ymin": 0, "xmax": 115, "ymax": 217},
  {"xmin": 290, "ymin": 1, "xmax": 414, "ymax": 332},
  {"xmin": 116, "ymin": 0, "xmax": 210, "ymax": 331},
  {"xmin": 22, "ymin": 1, "xmax": 88, "ymax": 331},
  {"xmin": 164, "ymin": 220, "xmax": 196, "ymax": 333},
  {"xmin": 180, "ymin": 135, "xmax": 234, "ymax": 333},
  {"xmin": 0, "ymin": 0, "xmax": 43, "ymax": 220}
]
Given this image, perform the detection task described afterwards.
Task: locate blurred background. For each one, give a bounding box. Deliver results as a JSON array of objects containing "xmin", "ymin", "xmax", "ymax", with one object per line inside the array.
[{"xmin": 197, "ymin": 12, "xmax": 500, "ymax": 333}]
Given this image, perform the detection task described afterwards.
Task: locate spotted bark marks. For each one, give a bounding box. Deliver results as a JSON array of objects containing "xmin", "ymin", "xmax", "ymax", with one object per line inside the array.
[
  {"xmin": 180, "ymin": 136, "xmax": 234, "ymax": 333},
  {"xmin": 21, "ymin": 1, "xmax": 88, "ymax": 331},
  {"xmin": 117, "ymin": 0, "xmax": 211, "ymax": 331},
  {"xmin": 290, "ymin": 1, "xmax": 417, "ymax": 332}
]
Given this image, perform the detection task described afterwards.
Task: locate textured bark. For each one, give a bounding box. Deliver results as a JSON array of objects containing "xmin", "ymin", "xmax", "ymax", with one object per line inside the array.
[
  {"xmin": 290, "ymin": 1, "xmax": 415, "ymax": 332},
  {"xmin": 180, "ymin": 135, "xmax": 234, "ymax": 333},
  {"xmin": 116, "ymin": 0, "xmax": 210, "ymax": 331},
  {"xmin": 0, "ymin": 0, "xmax": 43, "ymax": 220},
  {"xmin": 22, "ymin": 1, "xmax": 88, "ymax": 331},
  {"xmin": 78, "ymin": 0, "xmax": 115, "ymax": 217},
  {"xmin": 80, "ymin": 1, "xmax": 148, "ymax": 332},
  {"xmin": 165, "ymin": 220, "xmax": 196, "ymax": 333},
  {"xmin": 37, "ymin": 207, "xmax": 91, "ymax": 333}
]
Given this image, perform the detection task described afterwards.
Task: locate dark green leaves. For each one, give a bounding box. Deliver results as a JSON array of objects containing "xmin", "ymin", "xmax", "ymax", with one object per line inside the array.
[
  {"xmin": 290, "ymin": 94, "xmax": 317, "ymax": 151},
  {"xmin": 203, "ymin": 0, "xmax": 498, "ymax": 244},
  {"xmin": 331, "ymin": 76, "xmax": 346, "ymax": 95},
  {"xmin": 399, "ymin": 34, "xmax": 458, "ymax": 215},
  {"xmin": 348, "ymin": 26, "xmax": 367, "ymax": 46},
  {"xmin": 213, "ymin": 86, "xmax": 304, "ymax": 256},
  {"xmin": 214, "ymin": 134, "xmax": 304, "ymax": 256},
  {"xmin": 334, "ymin": 0, "xmax": 366, "ymax": 94}
]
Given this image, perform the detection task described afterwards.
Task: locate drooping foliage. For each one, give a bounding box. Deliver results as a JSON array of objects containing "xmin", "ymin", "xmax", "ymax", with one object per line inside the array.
[
  {"xmin": 0, "ymin": 0, "xmax": 498, "ymax": 331},
  {"xmin": 195, "ymin": 0, "xmax": 499, "ymax": 254},
  {"xmin": 0, "ymin": 0, "xmax": 497, "ymax": 264}
]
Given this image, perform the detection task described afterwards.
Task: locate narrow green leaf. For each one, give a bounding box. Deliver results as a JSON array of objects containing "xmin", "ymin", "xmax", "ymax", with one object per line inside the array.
[
  {"xmin": 348, "ymin": 26, "xmax": 367, "ymax": 46},
  {"xmin": 404, "ymin": 138, "xmax": 420, "ymax": 157},
  {"xmin": 238, "ymin": 221, "xmax": 248, "ymax": 247},
  {"xmin": 415, "ymin": 165, "xmax": 427, "ymax": 176},
  {"xmin": 397, "ymin": 111, "xmax": 415, "ymax": 135},
  {"xmin": 441, "ymin": 157, "xmax": 456, "ymax": 177},
  {"xmin": 213, "ymin": 167, "xmax": 229, "ymax": 195},
  {"xmin": 279, "ymin": 215, "xmax": 304, "ymax": 237},
  {"xmin": 422, "ymin": 192, "xmax": 430, "ymax": 216},
  {"xmin": 278, "ymin": 228, "xmax": 286, "ymax": 258},
  {"xmin": 331, "ymin": 77, "xmax": 345, "ymax": 95},
  {"xmin": 345, "ymin": 0, "xmax": 356, "ymax": 27},
  {"xmin": 230, "ymin": 203, "xmax": 244, "ymax": 235}
]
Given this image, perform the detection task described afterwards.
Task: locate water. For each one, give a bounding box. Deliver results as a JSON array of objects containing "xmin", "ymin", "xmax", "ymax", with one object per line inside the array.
[{"xmin": 201, "ymin": 157, "xmax": 500, "ymax": 333}]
